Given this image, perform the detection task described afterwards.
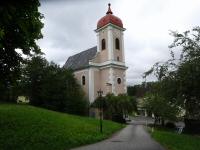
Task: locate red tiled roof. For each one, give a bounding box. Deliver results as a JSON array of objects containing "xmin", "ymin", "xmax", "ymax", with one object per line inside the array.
[{"xmin": 97, "ymin": 3, "xmax": 123, "ymax": 29}]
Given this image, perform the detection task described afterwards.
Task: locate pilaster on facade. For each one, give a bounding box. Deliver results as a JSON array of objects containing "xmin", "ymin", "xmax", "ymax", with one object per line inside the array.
[
  {"xmin": 89, "ymin": 68, "xmax": 94, "ymax": 103},
  {"xmin": 109, "ymin": 67, "xmax": 116, "ymax": 95},
  {"xmin": 96, "ymin": 33, "xmax": 100, "ymax": 52},
  {"xmin": 121, "ymin": 32, "xmax": 125, "ymax": 63},
  {"xmin": 108, "ymin": 26, "xmax": 114, "ymax": 61},
  {"xmin": 123, "ymin": 71, "xmax": 127, "ymax": 93}
]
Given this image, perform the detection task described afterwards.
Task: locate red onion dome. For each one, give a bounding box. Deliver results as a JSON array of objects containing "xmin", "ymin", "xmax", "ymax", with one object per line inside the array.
[{"xmin": 97, "ymin": 3, "xmax": 123, "ymax": 29}]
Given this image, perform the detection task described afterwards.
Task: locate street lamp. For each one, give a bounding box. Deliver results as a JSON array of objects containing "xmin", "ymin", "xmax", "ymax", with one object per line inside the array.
[{"xmin": 97, "ymin": 89, "xmax": 103, "ymax": 133}]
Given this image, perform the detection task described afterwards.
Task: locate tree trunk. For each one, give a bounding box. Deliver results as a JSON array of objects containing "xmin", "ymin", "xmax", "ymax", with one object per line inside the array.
[
  {"xmin": 154, "ymin": 116, "xmax": 158, "ymax": 127},
  {"xmin": 161, "ymin": 118, "xmax": 165, "ymax": 126}
]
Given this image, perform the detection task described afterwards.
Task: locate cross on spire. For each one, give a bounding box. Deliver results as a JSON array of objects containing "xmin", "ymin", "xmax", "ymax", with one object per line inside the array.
[{"xmin": 106, "ymin": 3, "xmax": 113, "ymax": 14}]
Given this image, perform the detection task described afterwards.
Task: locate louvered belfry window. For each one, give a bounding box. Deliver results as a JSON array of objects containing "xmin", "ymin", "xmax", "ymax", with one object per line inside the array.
[
  {"xmin": 115, "ymin": 38, "xmax": 120, "ymax": 50},
  {"xmin": 102, "ymin": 39, "xmax": 106, "ymax": 50},
  {"xmin": 82, "ymin": 76, "xmax": 86, "ymax": 85}
]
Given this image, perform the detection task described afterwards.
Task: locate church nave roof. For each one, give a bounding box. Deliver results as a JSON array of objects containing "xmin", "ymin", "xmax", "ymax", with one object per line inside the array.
[{"xmin": 63, "ymin": 46, "xmax": 97, "ymax": 70}]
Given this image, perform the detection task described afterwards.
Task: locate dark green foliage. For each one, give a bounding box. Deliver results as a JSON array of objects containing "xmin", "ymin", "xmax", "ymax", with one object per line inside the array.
[
  {"xmin": 129, "ymin": 96, "xmax": 138, "ymax": 112},
  {"xmin": 143, "ymin": 80, "xmax": 181, "ymax": 125},
  {"xmin": 127, "ymin": 84, "xmax": 146, "ymax": 97},
  {"xmin": 184, "ymin": 119, "xmax": 200, "ymax": 134},
  {"xmin": 165, "ymin": 122, "xmax": 176, "ymax": 129},
  {"xmin": 144, "ymin": 27, "xmax": 200, "ymax": 131},
  {"xmin": 91, "ymin": 94, "xmax": 137, "ymax": 123},
  {"xmin": 19, "ymin": 56, "xmax": 48, "ymax": 106},
  {"xmin": 144, "ymin": 93, "xmax": 180, "ymax": 126},
  {"xmin": 127, "ymin": 86, "xmax": 137, "ymax": 96},
  {"xmin": 0, "ymin": 0, "xmax": 43, "ymax": 101},
  {"xmin": 19, "ymin": 56, "xmax": 89, "ymax": 115},
  {"xmin": 176, "ymin": 60, "xmax": 200, "ymax": 119},
  {"xmin": 0, "ymin": 104, "xmax": 124, "ymax": 150},
  {"xmin": 112, "ymin": 114, "xmax": 126, "ymax": 124},
  {"xmin": 169, "ymin": 27, "xmax": 200, "ymax": 120},
  {"xmin": 127, "ymin": 82, "xmax": 155, "ymax": 98}
]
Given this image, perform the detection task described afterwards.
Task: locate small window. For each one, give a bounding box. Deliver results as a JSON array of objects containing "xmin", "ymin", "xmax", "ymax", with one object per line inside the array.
[
  {"xmin": 102, "ymin": 39, "xmax": 106, "ymax": 50},
  {"xmin": 82, "ymin": 76, "xmax": 85, "ymax": 85},
  {"xmin": 115, "ymin": 38, "xmax": 120, "ymax": 50},
  {"xmin": 117, "ymin": 78, "xmax": 121, "ymax": 84},
  {"xmin": 117, "ymin": 56, "xmax": 120, "ymax": 61}
]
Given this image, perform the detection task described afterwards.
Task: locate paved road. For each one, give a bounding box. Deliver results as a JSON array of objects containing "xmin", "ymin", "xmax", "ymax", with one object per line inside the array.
[{"xmin": 71, "ymin": 117, "xmax": 165, "ymax": 150}]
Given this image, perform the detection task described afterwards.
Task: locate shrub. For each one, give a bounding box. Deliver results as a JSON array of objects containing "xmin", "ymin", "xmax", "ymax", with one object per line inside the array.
[
  {"xmin": 184, "ymin": 119, "xmax": 200, "ymax": 134},
  {"xmin": 165, "ymin": 122, "xmax": 176, "ymax": 129},
  {"xmin": 112, "ymin": 113, "xmax": 126, "ymax": 124},
  {"xmin": 91, "ymin": 94, "xmax": 135, "ymax": 123}
]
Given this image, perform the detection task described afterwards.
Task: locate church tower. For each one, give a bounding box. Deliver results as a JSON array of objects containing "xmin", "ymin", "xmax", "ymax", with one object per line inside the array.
[
  {"xmin": 95, "ymin": 3, "xmax": 126, "ymax": 63},
  {"xmin": 64, "ymin": 4, "xmax": 127, "ymax": 103},
  {"xmin": 90, "ymin": 3, "xmax": 127, "ymax": 99}
]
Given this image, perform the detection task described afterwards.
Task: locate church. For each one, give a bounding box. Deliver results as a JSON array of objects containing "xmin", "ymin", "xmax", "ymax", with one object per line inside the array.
[{"xmin": 64, "ymin": 4, "xmax": 128, "ymax": 103}]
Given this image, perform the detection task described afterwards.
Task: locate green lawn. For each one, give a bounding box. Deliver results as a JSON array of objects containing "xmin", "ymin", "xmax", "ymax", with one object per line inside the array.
[
  {"xmin": 151, "ymin": 128, "xmax": 200, "ymax": 150},
  {"xmin": 0, "ymin": 104, "xmax": 124, "ymax": 150}
]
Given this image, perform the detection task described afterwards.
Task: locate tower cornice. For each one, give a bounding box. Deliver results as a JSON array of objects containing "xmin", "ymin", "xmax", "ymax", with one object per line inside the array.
[
  {"xmin": 94, "ymin": 23, "xmax": 126, "ymax": 33},
  {"xmin": 89, "ymin": 60, "xmax": 128, "ymax": 70}
]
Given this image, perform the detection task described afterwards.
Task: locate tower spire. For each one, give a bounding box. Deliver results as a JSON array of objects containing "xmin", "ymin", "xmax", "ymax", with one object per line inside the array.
[{"xmin": 106, "ymin": 3, "xmax": 113, "ymax": 14}]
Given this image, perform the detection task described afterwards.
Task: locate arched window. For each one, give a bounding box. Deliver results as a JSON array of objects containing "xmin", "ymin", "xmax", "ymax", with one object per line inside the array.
[
  {"xmin": 117, "ymin": 78, "xmax": 121, "ymax": 84},
  {"xmin": 115, "ymin": 38, "xmax": 120, "ymax": 50},
  {"xmin": 82, "ymin": 76, "xmax": 85, "ymax": 85},
  {"xmin": 102, "ymin": 39, "xmax": 106, "ymax": 50}
]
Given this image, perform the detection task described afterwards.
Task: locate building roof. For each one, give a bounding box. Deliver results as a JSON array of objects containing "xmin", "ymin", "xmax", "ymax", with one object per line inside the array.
[
  {"xmin": 63, "ymin": 46, "xmax": 97, "ymax": 70},
  {"xmin": 97, "ymin": 3, "xmax": 123, "ymax": 29}
]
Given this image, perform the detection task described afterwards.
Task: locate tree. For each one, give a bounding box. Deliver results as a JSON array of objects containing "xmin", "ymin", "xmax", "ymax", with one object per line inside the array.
[
  {"xmin": 143, "ymin": 81, "xmax": 180, "ymax": 126},
  {"xmin": 143, "ymin": 59, "xmax": 181, "ymax": 125},
  {"xmin": 91, "ymin": 94, "xmax": 136, "ymax": 123},
  {"xmin": 144, "ymin": 26, "xmax": 200, "ymax": 133},
  {"xmin": 127, "ymin": 82, "xmax": 155, "ymax": 98},
  {"xmin": 170, "ymin": 27, "xmax": 200, "ymax": 133},
  {"xmin": 0, "ymin": 0, "xmax": 43, "ymax": 101},
  {"xmin": 169, "ymin": 27, "xmax": 200, "ymax": 120},
  {"xmin": 127, "ymin": 86, "xmax": 137, "ymax": 96},
  {"xmin": 19, "ymin": 56, "xmax": 48, "ymax": 105},
  {"xmin": 19, "ymin": 56, "xmax": 89, "ymax": 116}
]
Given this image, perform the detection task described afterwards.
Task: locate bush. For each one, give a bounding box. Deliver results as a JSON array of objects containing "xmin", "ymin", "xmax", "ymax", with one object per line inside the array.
[
  {"xmin": 19, "ymin": 56, "xmax": 89, "ymax": 116},
  {"xmin": 112, "ymin": 113, "xmax": 126, "ymax": 124},
  {"xmin": 165, "ymin": 122, "xmax": 176, "ymax": 129},
  {"xmin": 184, "ymin": 119, "xmax": 200, "ymax": 134}
]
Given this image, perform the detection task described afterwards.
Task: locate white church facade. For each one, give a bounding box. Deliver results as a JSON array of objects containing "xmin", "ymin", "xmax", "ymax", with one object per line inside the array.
[{"xmin": 64, "ymin": 4, "xmax": 128, "ymax": 103}]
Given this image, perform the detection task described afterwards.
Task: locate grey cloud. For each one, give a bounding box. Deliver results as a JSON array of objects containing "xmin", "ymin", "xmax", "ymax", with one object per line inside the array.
[{"xmin": 38, "ymin": 0, "xmax": 200, "ymax": 85}]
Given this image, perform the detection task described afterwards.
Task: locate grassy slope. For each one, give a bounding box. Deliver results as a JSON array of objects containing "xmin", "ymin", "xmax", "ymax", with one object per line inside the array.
[
  {"xmin": 0, "ymin": 104, "xmax": 124, "ymax": 150},
  {"xmin": 151, "ymin": 128, "xmax": 200, "ymax": 150}
]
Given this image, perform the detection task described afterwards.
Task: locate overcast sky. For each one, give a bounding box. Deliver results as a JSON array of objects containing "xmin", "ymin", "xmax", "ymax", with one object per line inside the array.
[{"xmin": 38, "ymin": 0, "xmax": 200, "ymax": 85}]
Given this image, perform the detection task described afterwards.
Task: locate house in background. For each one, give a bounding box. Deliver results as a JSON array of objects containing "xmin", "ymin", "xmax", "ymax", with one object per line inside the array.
[{"xmin": 64, "ymin": 4, "xmax": 128, "ymax": 103}]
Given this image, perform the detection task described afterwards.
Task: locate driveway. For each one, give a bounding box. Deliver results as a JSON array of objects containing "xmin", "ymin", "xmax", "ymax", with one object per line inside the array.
[{"xmin": 71, "ymin": 117, "xmax": 165, "ymax": 150}]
